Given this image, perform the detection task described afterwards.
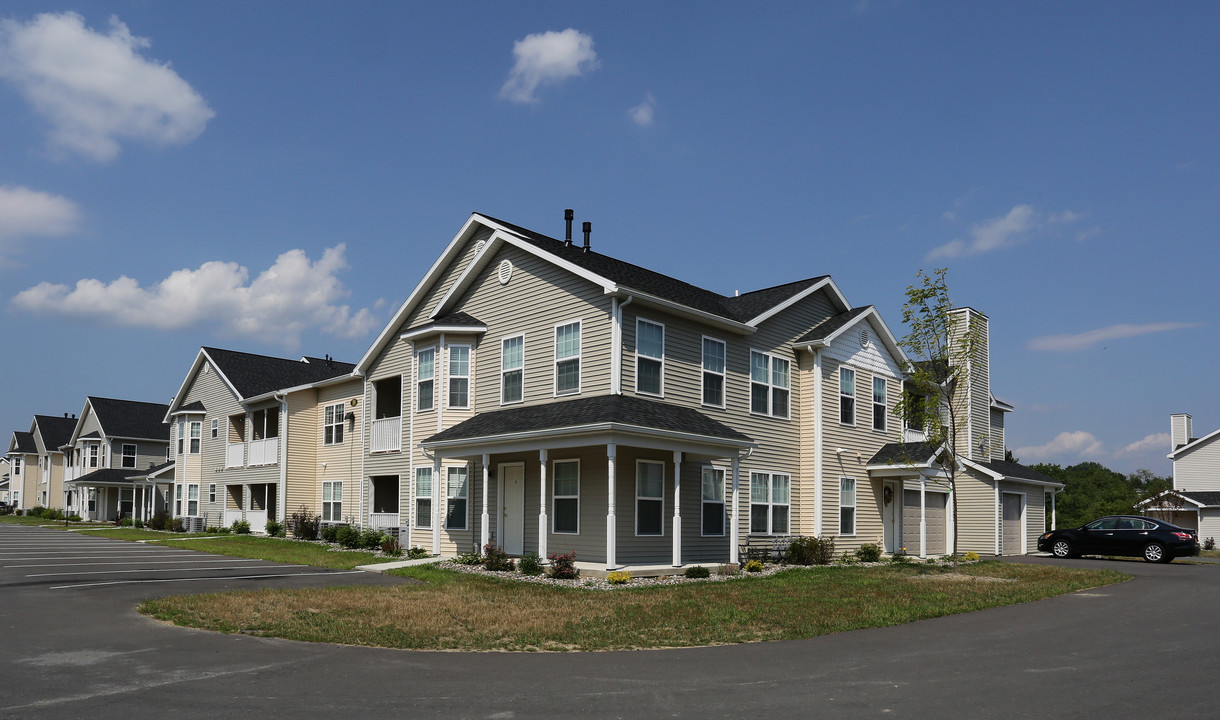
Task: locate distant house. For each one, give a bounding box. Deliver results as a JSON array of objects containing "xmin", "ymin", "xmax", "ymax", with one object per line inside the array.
[
  {"xmin": 1137, "ymin": 414, "xmax": 1220, "ymax": 541},
  {"xmin": 1, "ymin": 457, "xmax": 11, "ymax": 504},
  {"xmin": 5, "ymin": 431, "xmax": 39, "ymax": 511},
  {"xmin": 5, "ymin": 415, "xmax": 76, "ymax": 511}
]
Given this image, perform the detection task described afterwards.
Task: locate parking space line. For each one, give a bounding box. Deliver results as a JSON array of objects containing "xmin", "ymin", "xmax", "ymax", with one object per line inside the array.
[
  {"xmin": 27, "ymin": 564, "xmax": 307, "ymax": 577},
  {"xmin": 7, "ymin": 558, "xmax": 266, "ymax": 568},
  {"xmin": 50, "ymin": 570, "xmax": 365, "ymax": 589}
]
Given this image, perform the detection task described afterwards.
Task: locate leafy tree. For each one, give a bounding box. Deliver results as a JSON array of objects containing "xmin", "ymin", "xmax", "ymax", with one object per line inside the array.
[{"xmin": 1034, "ymin": 462, "xmax": 1171, "ymax": 529}]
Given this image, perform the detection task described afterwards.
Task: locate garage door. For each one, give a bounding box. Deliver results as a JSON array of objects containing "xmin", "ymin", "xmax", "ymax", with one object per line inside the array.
[
  {"xmin": 1002, "ymin": 493, "xmax": 1023, "ymax": 555},
  {"xmin": 902, "ymin": 490, "xmax": 947, "ymax": 556}
]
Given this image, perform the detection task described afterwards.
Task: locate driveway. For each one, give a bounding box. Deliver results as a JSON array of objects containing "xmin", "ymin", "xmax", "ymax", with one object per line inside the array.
[{"xmin": 2, "ymin": 524, "xmax": 1217, "ymax": 719}]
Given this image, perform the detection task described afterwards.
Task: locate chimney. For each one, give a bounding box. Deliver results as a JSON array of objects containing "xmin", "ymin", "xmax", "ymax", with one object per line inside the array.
[
  {"xmin": 1171, "ymin": 414, "xmax": 1193, "ymax": 451},
  {"xmin": 582, "ymin": 221, "xmax": 592, "ymax": 252},
  {"xmin": 564, "ymin": 209, "xmax": 574, "ymax": 247},
  {"xmin": 948, "ymin": 307, "xmax": 991, "ymax": 461}
]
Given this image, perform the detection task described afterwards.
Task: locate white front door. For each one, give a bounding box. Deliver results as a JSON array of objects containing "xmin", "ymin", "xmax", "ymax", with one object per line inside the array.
[
  {"xmin": 882, "ymin": 481, "xmax": 898, "ymax": 553},
  {"xmin": 500, "ymin": 463, "xmax": 525, "ymax": 555}
]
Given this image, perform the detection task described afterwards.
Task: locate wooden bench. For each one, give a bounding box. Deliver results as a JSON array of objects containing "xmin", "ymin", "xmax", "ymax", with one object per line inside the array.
[{"xmin": 739, "ymin": 535, "xmax": 792, "ymax": 564}]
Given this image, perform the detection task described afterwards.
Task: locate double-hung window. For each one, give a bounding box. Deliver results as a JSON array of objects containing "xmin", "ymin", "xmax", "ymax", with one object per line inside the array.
[
  {"xmin": 322, "ymin": 481, "xmax": 343, "ymax": 522},
  {"xmin": 208, "ymin": 483, "xmax": 217, "ymax": 503},
  {"xmin": 189, "ymin": 421, "xmax": 202, "ymax": 454},
  {"xmin": 501, "ymin": 335, "xmax": 524, "ymax": 404},
  {"xmin": 750, "ymin": 351, "xmax": 790, "ymax": 417},
  {"xmin": 11, "ymin": 457, "xmax": 20, "ymax": 475},
  {"xmin": 415, "ymin": 468, "xmax": 432, "ymax": 529},
  {"xmin": 636, "ymin": 460, "xmax": 664, "ymax": 536},
  {"xmin": 323, "ymin": 402, "xmax": 345, "ymax": 445},
  {"xmin": 554, "ymin": 321, "xmax": 581, "ymax": 395},
  {"xmin": 552, "ymin": 460, "xmax": 580, "ymax": 534},
  {"xmin": 701, "ymin": 466, "xmax": 726, "ymax": 536},
  {"xmin": 174, "ymin": 484, "xmax": 182, "ymax": 515},
  {"xmin": 187, "ymin": 483, "xmax": 199, "ymax": 517},
  {"xmin": 702, "ymin": 337, "xmax": 726, "ymax": 407},
  {"xmin": 121, "ymin": 444, "xmax": 137, "ymax": 469},
  {"xmin": 445, "ymin": 466, "xmax": 468, "ymax": 530},
  {"xmin": 210, "ymin": 418, "xmax": 218, "ymax": 438},
  {"xmin": 448, "ymin": 346, "xmax": 470, "ymax": 408},
  {"xmin": 417, "ymin": 347, "xmax": 435, "ymax": 411},
  {"xmin": 176, "ymin": 420, "xmax": 185, "ymax": 455},
  {"xmin": 872, "ymin": 377, "xmax": 887, "ymax": 432},
  {"xmin": 840, "ymin": 367, "xmax": 856, "ymax": 425},
  {"xmin": 635, "ymin": 319, "xmax": 664, "ymax": 396},
  {"xmin": 839, "ymin": 477, "xmax": 856, "ymax": 535},
  {"xmin": 750, "ymin": 472, "xmax": 790, "ymax": 535},
  {"xmin": 89, "ymin": 444, "xmax": 99, "ymax": 467}
]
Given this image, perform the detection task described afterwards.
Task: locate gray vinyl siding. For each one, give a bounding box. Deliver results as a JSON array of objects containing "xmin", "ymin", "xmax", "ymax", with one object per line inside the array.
[{"xmin": 1174, "ymin": 439, "xmax": 1220, "ymax": 492}]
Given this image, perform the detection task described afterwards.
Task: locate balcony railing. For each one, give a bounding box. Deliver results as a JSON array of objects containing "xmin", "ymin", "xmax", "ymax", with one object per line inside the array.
[
  {"xmin": 371, "ymin": 416, "xmax": 402, "ymax": 453},
  {"xmin": 369, "ymin": 512, "xmax": 401, "ymax": 530},
  {"xmin": 248, "ymin": 437, "xmax": 278, "ymax": 466},
  {"xmin": 225, "ymin": 443, "xmax": 244, "ymax": 468},
  {"xmin": 902, "ymin": 428, "xmax": 928, "ymax": 443}
]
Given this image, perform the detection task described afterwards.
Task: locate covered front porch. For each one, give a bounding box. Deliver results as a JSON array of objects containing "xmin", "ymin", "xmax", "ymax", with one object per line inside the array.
[
  {"xmin": 867, "ymin": 442, "xmax": 956, "ymax": 558},
  {"xmin": 66, "ymin": 465, "xmax": 173, "ymax": 522}
]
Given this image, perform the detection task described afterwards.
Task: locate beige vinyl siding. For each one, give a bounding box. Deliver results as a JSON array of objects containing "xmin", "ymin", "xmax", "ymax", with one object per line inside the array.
[
  {"xmin": 178, "ymin": 361, "xmax": 248, "ymax": 522},
  {"xmin": 1197, "ymin": 509, "xmax": 1220, "ymax": 544},
  {"xmin": 990, "ymin": 408, "xmax": 1006, "ymax": 461},
  {"xmin": 1174, "ymin": 439, "xmax": 1220, "ymax": 491},
  {"xmin": 285, "ymin": 389, "xmax": 318, "ymax": 518},
  {"xmin": 953, "ymin": 467, "xmax": 1000, "ymax": 555},
  {"xmin": 312, "ymin": 380, "xmax": 364, "ymax": 521},
  {"xmin": 997, "ymin": 481, "xmax": 1043, "ymax": 555}
]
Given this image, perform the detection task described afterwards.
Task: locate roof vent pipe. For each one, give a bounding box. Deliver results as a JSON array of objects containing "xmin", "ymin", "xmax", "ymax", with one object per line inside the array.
[
  {"xmin": 582, "ymin": 221, "xmax": 592, "ymax": 252},
  {"xmin": 564, "ymin": 209, "xmax": 574, "ymax": 246}
]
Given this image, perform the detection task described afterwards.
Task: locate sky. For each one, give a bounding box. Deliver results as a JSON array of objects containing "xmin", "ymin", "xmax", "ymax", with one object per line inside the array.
[{"xmin": 1, "ymin": 2, "xmax": 1217, "ymax": 476}]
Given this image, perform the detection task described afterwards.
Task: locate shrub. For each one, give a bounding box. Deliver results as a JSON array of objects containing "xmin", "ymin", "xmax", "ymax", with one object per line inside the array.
[
  {"xmin": 133, "ymin": 518, "xmax": 145, "ymax": 529},
  {"xmin": 839, "ymin": 551, "xmax": 859, "ymax": 564},
  {"xmin": 962, "ymin": 551, "xmax": 980, "ymax": 562},
  {"xmin": 855, "ymin": 543, "xmax": 882, "ymax": 563},
  {"xmin": 44, "ymin": 508, "xmax": 63, "ymax": 521},
  {"xmin": 548, "ymin": 551, "xmax": 578, "ymax": 579},
  {"xmin": 217, "ymin": 526, "xmax": 231, "ymax": 534},
  {"xmin": 1205, "ymin": 537, "xmax": 1216, "ymax": 551},
  {"xmin": 786, "ymin": 535, "xmax": 837, "ymax": 565},
  {"xmin": 356, "ymin": 528, "xmax": 383, "ymax": 550},
  {"xmin": 264, "ymin": 520, "xmax": 282, "ymax": 537},
  {"xmin": 455, "ymin": 551, "xmax": 483, "ymax": 565},
  {"xmin": 289, "ymin": 506, "xmax": 320, "ymax": 540},
  {"xmin": 146, "ymin": 511, "xmax": 169, "ymax": 531},
  {"xmin": 889, "ymin": 551, "xmax": 911, "ymax": 564},
  {"xmin": 718, "ymin": 563, "xmax": 740, "ymax": 576},
  {"xmin": 320, "ymin": 524, "xmax": 340, "ymax": 543},
  {"xmin": 205, "ymin": 526, "xmax": 220, "ymax": 534},
  {"xmin": 483, "ymin": 543, "xmax": 515, "ymax": 572},
  {"xmin": 407, "ymin": 545, "xmax": 430, "ymax": 559},
  {"xmin": 606, "ymin": 570, "xmax": 632, "ymax": 585},
  {"xmin": 120, "ymin": 517, "xmax": 134, "ymax": 527},
  {"xmin": 683, "ymin": 565, "xmax": 711, "ymax": 579},
  {"xmin": 380, "ymin": 536, "xmax": 402, "ymax": 556},
  {"xmin": 518, "ymin": 552, "xmax": 543, "ymax": 576},
  {"xmin": 744, "ymin": 559, "xmax": 764, "ymax": 573},
  {"xmin": 335, "ymin": 525, "xmax": 361, "ymax": 549},
  {"xmin": 231, "ymin": 519, "xmax": 251, "ymax": 534},
  {"xmin": 169, "ymin": 518, "xmax": 186, "ymax": 532},
  {"xmin": 29, "ymin": 506, "xmax": 46, "ymax": 518},
  {"xmin": 66, "ymin": 514, "xmax": 81, "ymax": 522}
]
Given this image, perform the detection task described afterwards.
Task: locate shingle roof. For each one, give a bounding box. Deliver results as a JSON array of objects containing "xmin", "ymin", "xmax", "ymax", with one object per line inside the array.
[
  {"xmin": 404, "ymin": 311, "xmax": 486, "ymax": 334},
  {"xmin": 424, "ymin": 394, "xmax": 752, "ymax": 445},
  {"xmin": 11, "ymin": 431, "xmax": 37, "ymax": 454},
  {"xmin": 70, "ymin": 468, "xmax": 144, "ymax": 486},
  {"xmin": 175, "ymin": 401, "xmax": 206, "ymax": 413},
  {"xmin": 1174, "ymin": 491, "xmax": 1220, "ymax": 507},
  {"xmin": 975, "ymin": 460, "xmax": 1060, "ymax": 484},
  {"xmin": 797, "ymin": 306, "xmax": 874, "ymax": 345},
  {"xmin": 86, "ymin": 397, "xmax": 171, "ymax": 441},
  {"xmin": 130, "ymin": 460, "xmax": 175, "ymax": 479},
  {"xmin": 484, "ymin": 214, "xmax": 829, "ymax": 324},
  {"xmin": 202, "ymin": 347, "xmax": 356, "ymax": 399},
  {"xmin": 33, "ymin": 415, "xmax": 77, "ymax": 450},
  {"xmin": 868, "ymin": 442, "xmax": 942, "ymax": 465}
]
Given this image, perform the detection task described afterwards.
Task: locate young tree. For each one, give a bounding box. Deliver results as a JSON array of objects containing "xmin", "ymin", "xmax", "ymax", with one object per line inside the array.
[{"xmin": 892, "ymin": 268, "xmax": 984, "ymax": 569}]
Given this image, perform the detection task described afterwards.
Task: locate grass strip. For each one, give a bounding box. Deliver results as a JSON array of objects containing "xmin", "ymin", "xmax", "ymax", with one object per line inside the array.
[
  {"xmin": 73, "ymin": 528, "xmax": 201, "ymax": 541},
  {"xmin": 152, "ymin": 536, "xmax": 384, "ymax": 569},
  {"xmin": 141, "ymin": 561, "xmax": 1125, "ymax": 652}
]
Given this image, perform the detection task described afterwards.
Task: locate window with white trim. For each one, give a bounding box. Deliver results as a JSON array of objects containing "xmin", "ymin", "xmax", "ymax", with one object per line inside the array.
[
  {"xmin": 187, "ymin": 483, "xmax": 199, "ymax": 517},
  {"xmin": 189, "ymin": 421, "xmax": 202, "ymax": 454},
  {"xmin": 635, "ymin": 319, "xmax": 664, "ymax": 396},
  {"xmin": 415, "ymin": 468, "xmax": 432, "ymax": 529},
  {"xmin": 448, "ymin": 345, "xmax": 470, "ymax": 408},
  {"xmin": 636, "ymin": 460, "xmax": 664, "ymax": 536},
  {"xmin": 121, "ymin": 444, "xmax": 137, "ymax": 469},
  {"xmin": 176, "ymin": 420, "xmax": 185, "ymax": 455},
  {"xmin": 750, "ymin": 472, "xmax": 790, "ymax": 534},
  {"xmin": 322, "ymin": 480, "xmax": 343, "ymax": 522},
  {"xmin": 323, "ymin": 403, "xmax": 345, "ymax": 445},
  {"xmin": 417, "ymin": 347, "xmax": 435, "ymax": 411},
  {"xmin": 702, "ymin": 337, "xmax": 726, "ymax": 407},
  {"xmin": 210, "ymin": 418, "xmax": 218, "ymax": 438},
  {"xmin": 552, "ymin": 460, "xmax": 580, "ymax": 534},
  {"xmin": 445, "ymin": 466, "xmax": 468, "ymax": 530},
  {"xmin": 840, "ymin": 367, "xmax": 856, "ymax": 425},
  {"xmin": 872, "ymin": 377, "xmax": 887, "ymax": 432},
  {"xmin": 501, "ymin": 335, "xmax": 524, "ymax": 404},
  {"xmin": 174, "ymin": 484, "xmax": 182, "ymax": 515},
  {"xmin": 839, "ymin": 477, "xmax": 856, "ymax": 535},
  {"xmin": 11, "ymin": 457, "xmax": 21, "ymax": 475},
  {"xmin": 750, "ymin": 351, "xmax": 790, "ymax": 417},
  {"xmin": 701, "ymin": 466, "xmax": 726, "ymax": 536},
  {"xmin": 554, "ymin": 321, "xmax": 581, "ymax": 395},
  {"xmin": 208, "ymin": 483, "xmax": 216, "ymax": 504},
  {"xmin": 165, "ymin": 447, "xmax": 170, "ymax": 462},
  {"xmin": 88, "ymin": 444, "xmax": 99, "ymax": 468}
]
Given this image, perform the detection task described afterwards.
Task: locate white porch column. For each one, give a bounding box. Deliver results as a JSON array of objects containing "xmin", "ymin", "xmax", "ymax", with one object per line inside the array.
[
  {"xmin": 1051, "ymin": 490, "xmax": 1058, "ymax": 530},
  {"xmin": 606, "ymin": 443, "xmax": 617, "ymax": 571},
  {"xmin": 729, "ymin": 454, "xmax": 740, "ymax": 564},
  {"xmin": 672, "ymin": 451, "xmax": 683, "ymax": 567},
  {"xmin": 431, "ymin": 456, "xmax": 441, "ymax": 555},
  {"xmin": 919, "ymin": 475, "xmax": 928, "ymax": 559},
  {"xmin": 538, "ymin": 449, "xmax": 548, "ymax": 559},
  {"xmin": 480, "ymin": 454, "xmax": 490, "ymax": 550}
]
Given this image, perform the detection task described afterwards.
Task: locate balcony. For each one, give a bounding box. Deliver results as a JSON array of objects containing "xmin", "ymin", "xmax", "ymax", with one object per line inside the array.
[
  {"xmin": 371, "ymin": 416, "xmax": 402, "ymax": 453},
  {"xmin": 225, "ymin": 443, "xmax": 244, "ymax": 468},
  {"xmin": 369, "ymin": 512, "xmax": 401, "ymax": 530},
  {"xmin": 247, "ymin": 437, "xmax": 278, "ymax": 466}
]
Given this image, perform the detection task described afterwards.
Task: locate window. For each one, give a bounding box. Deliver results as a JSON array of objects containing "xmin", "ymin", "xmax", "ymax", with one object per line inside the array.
[
  {"xmin": 636, "ymin": 461, "xmax": 664, "ymax": 536},
  {"xmin": 840, "ymin": 367, "xmax": 856, "ymax": 425},
  {"xmin": 176, "ymin": 420, "xmax": 185, "ymax": 455},
  {"xmin": 417, "ymin": 347, "xmax": 435, "ymax": 411},
  {"xmin": 251, "ymin": 409, "xmax": 278, "ymax": 440},
  {"xmin": 11, "ymin": 457, "xmax": 20, "ymax": 475},
  {"xmin": 175, "ymin": 484, "xmax": 182, "ymax": 515},
  {"xmin": 554, "ymin": 321, "xmax": 581, "ymax": 395},
  {"xmin": 501, "ymin": 335, "xmax": 524, "ymax": 404},
  {"xmin": 87, "ymin": 444, "xmax": 99, "ymax": 468},
  {"xmin": 415, "ymin": 468, "xmax": 432, "ymax": 529},
  {"xmin": 750, "ymin": 472, "xmax": 790, "ymax": 535},
  {"xmin": 323, "ymin": 403, "xmax": 345, "ymax": 445},
  {"xmin": 448, "ymin": 346, "xmax": 470, "ymax": 408},
  {"xmin": 208, "ymin": 483, "xmax": 216, "ymax": 503},
  {"xmin": 445, "ymin": 466, "xmax": 468, "ymax": 530},
  {"xmin": 839, "ymin": 477, "xmax": 856, "ymax": 535},
  {"xmin": 121, "ymin": 444, "xmax": 137, "ymax": 469},
  {"xmin": 702, "ymin": 337, "xmax": 726, "ymax": 407},
  {"xmin": 210, "ymin": 418, "xmax": 218, "ymax": 438},
  {"xmin": 872, "ymin": 377, "xmax": 887, "ymax": 432},
  {"xmin": 701, "ymin": 466, "xmax": 726, "ymax": 536},
  {"xmin": 165, "ymin": 447, "xmax": 170, "ymax": 462},
  {"xmin": 322, "ymin": 481, "xmax": 343, "ymax": 522},
  {"xmin": 187, "ymin": 483, "xmax": 199, "ymax": 517},
  {"xmin": 635, "ymin": 319, "xmax": 664, "ymax": 396},
  {"xmin": 553, "ymin": 460, "xmax": 580, "ymax": 534},
  {"xmin": 189, "ymin": 421, "xmax": 202, "ymax": 454},
  {"xmin": 750, "ymin": 351, "xmax": 790, "ymax": 417}
]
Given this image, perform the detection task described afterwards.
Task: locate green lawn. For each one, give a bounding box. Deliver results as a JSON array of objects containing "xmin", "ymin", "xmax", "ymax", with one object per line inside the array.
[
  {"xmin": 154, "ymin": 536, "xmax": 385, "ymax": 569},
  {"xmin": 0, "ymin": 515, "xmax": 110, "ymax": 528},
  {"xmin": 73, "ymin": 527, "xmax": 201, "ymax": 541},
  {"xmin": 141, "ymin": 561, "xmax": 1126, "ymax": 652}
]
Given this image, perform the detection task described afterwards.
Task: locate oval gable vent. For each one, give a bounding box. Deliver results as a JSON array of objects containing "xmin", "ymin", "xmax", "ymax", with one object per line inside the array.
[{"xmin": 497, "ymin": 259, "xmax": 514, "ymax": 285}]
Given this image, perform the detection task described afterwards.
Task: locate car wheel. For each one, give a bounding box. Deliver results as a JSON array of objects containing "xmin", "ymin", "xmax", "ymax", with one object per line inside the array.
[
  {"xmin": 1051, "ymin": 539, "xmax": 1073, "ymax": 558},
  {"xmin": 1143, "ymin": 542, "xmax": 1169, "ymax": 563}
]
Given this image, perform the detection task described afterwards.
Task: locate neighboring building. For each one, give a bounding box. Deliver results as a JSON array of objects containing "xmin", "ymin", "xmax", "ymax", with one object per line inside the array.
[
  {"xmin": 1, "ymin": 457, "xmax": 10, "ymax": 504},
  {"xmin": 1136, "ymin": 414, "xmax": 1220, "ymax": 541},
  {"xmin": 163, "ymin": 348, "xmax": 359, "ymax": 532},
  {"xmin": 5, "ymin": 431, "xmax": 40, "ymax": 511},
  {"xmin": 29, "ymin": 414, "xmax": 77, "ymax": 510}
]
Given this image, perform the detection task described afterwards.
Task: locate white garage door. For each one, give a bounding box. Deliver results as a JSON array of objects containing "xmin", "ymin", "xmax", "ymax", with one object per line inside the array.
[{"xmin": 903, "ymin": 490, "xmax": 947, "ymax": 556}]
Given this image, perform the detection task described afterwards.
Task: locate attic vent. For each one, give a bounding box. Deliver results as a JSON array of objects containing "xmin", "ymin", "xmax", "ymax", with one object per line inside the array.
[
  {"xmin": 859, "ymin": 329, "xmax": 870, "ymax": 348},
  {"xmin": 497, "ymin": 259, "xmax": 513, "ymax": 285},
  {"xmin": 474, "ymin": 239, "xmax": 487, "ymax": 255},
  {"xmin": 202, "ymin": 364, "xmax": 210, "ymax": 374}
]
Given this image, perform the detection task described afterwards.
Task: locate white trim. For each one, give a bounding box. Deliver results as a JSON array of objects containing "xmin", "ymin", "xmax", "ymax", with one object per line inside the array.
[
  {"xmin": 1001, "ymin": 490, "xmax": 1027, "ymax": 555},
  {"xmin": 323, "ymin": 402, "xmax": 346, "ymax": 446},
  {"xmin": 497, "ymin": 461, "xmax": 527, "ymax": 555},
  {"xmin": 500, "ymin": 334, "xmax": 525, "ymax": 405},
  {"xmin": 749, "ymin": 350, "xmax": 791, "ymax": 419},
  {"xmin": 446, "ymin": 344, "xmax": 472, "ymax": 410},
  {"xmin": 701, "ymin": 336, "xmax": 727, "ymax": 409},
  {"xmin": 553, "ymin": 319, "xmax": 582, "ymax": 397},
  {"xmin": 839, "ymin": 366, "xmax": 857, "ymax": 427},
  {"xmin": 838, "ymin": 476, "xmax": 857, "ymax": 536},
  {"xmin": 872, "ymin": 375, "xmax": 887, "ymax": 433},
  {"xmin": 416, "ymin": 345, "xmax": 436, "ymax": 412},
  {"xmin": 799, "ymin": 306, "xmax": 910, "ymax": 370},
  {"xmin": 634, "ymin": 317, "xmax": 665, "ymax": 398},
  {"xmin": 635, "ymin": 459, "xmax": 665, "ymax": 537},
  {"xmin": 414, "ymin": 466, "xmax": 433, "ymax": 530},
  {"xmin": 422, "ymin": 421, "xmax": 755, "ymax": 455},
  {"xmin": 120, "ymin": 444, "xmax": 137, "ymax": 469},
  {"xmin": 1168, "ymin": 424, "xmax": 1220, "ymax": 459},
  {"xmin": 748, "ymin": 470, "xmax": 792, "ymax": 536},
  {"xmin": 812, "ymin": 348, "xmax": 824, "ymax": 537},
  {"xmin": 551, "ymin": 458, "xmax": 580, "ymax": 535},
  {"xmin": 399, "ymin": 323, "xmax": 488, "ymax": 341},
  {"xmin": 700, "ymin": 465, "xmax": 727, "ymax": 537},
  {"xmin": 444, "ymin": 464, "xmax": 470, "ymax": 531},
  {"xmin": 746, "ymin": 277, "xmax": 850, "ymax": 326}
]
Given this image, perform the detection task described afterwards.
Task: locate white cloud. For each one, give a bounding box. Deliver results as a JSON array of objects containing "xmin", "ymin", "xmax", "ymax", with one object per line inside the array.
[
  {"xmin": 1075, "ymin": 226, "xmax": 1102, "ymax": 242},
  {"xmin": 499, "ymin": 28, "xmax": 599, "ymax": 105},
  {"xmin": 1121, "ymin": 433, "xmax": 1170, "ymax": 455},
  {"xmin": 1015, "ymin": 431, "xmax": 1105, "ymax": 463},
  {"xmin": 628, "ymin": 93, "xmax": 656, "ymax": 126},
  {"xmin": 0, "ymin": 185, "xmax": 80, "ymax": 262},
  {"xmin": 0, "ymin": 12, "xmax": 214, "ymax": 161},
  {"xmin": 11, "ymin": 244, "xmax": 378, "ymax": 349},
  {"xmin": 928, "ymin": 204, "xmax": 1038, "ymax": 259},
  {"xmin": 1028, "ymin": 322, "xmax": 1202, "ymax": 352}
]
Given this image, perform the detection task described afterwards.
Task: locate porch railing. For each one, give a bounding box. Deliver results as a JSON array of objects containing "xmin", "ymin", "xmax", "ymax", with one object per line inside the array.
[
  {"xmin": 370, "ymin": 416, "xmax": 402, "ymax": 453},
  {"xmin": 225, "ymin": 443, "xmax": 244, "ymax": 468},
  {"xmin": 248, "ymin": 437, "xmax": 278, "ymax": 466},
  {"xmin": 902, "ymin": 428, "xmax": 928, "ymax": 443},
  {"xmin": 369, "ymin": 512, "xmax": 401, "ymax": 530}
]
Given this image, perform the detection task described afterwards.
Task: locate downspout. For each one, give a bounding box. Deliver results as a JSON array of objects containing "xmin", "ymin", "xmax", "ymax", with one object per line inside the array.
[
  {"xmin": 275, "ymin": 392, "xmax": 288, "ymax": 527},
  {"xmin": 811, "ymin": 347, "xmax": 824, "ymax": 537},
  {"xmin": 357, "ymin": 372, "xmax": 366, "ymax": 532},
  {"xmin": 407, "ymin": 342, "xmax": 416, "ymax": 548},
  {"xmin": 611, "ymin": 295, "xmax": 634, "ymax": 395},
  {"xmin": 994, "ymin": 477, "xmax": 1001, "ymax": 556}
]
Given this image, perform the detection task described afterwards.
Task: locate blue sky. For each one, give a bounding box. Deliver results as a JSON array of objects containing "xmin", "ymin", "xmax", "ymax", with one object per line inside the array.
[{"xmin": 1, "ymin": 2, "xmax": 1216, "ymax": 475}]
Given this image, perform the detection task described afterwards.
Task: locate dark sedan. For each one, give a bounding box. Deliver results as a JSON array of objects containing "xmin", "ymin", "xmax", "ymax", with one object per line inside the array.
[{"xmin": 1038, "ymin": 515, "xmax": 1199, "ymax": 563}]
